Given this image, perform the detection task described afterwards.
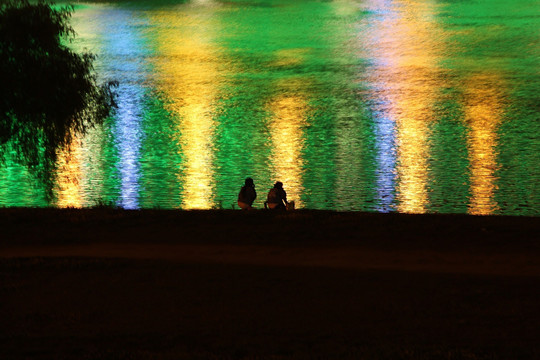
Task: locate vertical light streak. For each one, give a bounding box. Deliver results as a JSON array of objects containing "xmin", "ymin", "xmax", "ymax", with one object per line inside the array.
[
  {"xmin": 149, "ymin": 9, "xmax": 220, "ymax": 209},
  {"xmin": 114, "ymin": 85, "xmax": 143, "ymax": 210},
  {"xmin": 268, "ymin": 84, "xmax": 307, "ymax": 208},
  {"xmin": 363, "ymin": 0, "xmax": 398, "ymax": 212},
  {"xmin": 396, "ymin": 109, "xmax": 431, "ymax": 214},
  {"xmin": 180, "ymin": 93, "xmax": 217, "ymax": 210},
  {"xmin": 373, "ymin": 106, "xmax": 397, "ymax": 212},
  {"xmin": 107, "ymin": 11, "xmax": 146, "ymax": 210},
  {"xmin": 464, "ymin": 73, "xmax": 503, "ymax": 215},
  {"xmin": 79, "ymin": 8, "xmax": 147, "ymax": 209},
  {"xmin": 364, "ymin": 0, "xmax": 443, "ymax": 213},
  {"xmin": 56, "ymin": 139, "xmax": 83, "ymax": 208}
]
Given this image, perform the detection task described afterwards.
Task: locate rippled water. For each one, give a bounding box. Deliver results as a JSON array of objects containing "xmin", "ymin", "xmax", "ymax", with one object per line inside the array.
[{"xmin": 1, "ymin": 0, "xmax": 539, "ymax": 215}]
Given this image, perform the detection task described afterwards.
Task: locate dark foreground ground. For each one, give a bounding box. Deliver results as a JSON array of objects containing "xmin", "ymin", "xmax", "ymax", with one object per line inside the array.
[{"xmin": 1, "ymin": 208, "xmax": 539, "ymax": 359}]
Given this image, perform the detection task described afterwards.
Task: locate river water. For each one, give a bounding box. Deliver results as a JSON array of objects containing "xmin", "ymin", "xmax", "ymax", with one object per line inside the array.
[{"xmin": 1, "ymin": 0, "xmax": 538, "ymax": 214}]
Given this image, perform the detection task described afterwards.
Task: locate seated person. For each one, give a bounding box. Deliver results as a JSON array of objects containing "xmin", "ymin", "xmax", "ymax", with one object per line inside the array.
[
  {"xmin": 265, "ymin": 181, "xmax": 288, "ymax": 210},
  {"xmin": 237, "ymin": 177, "xmax": 257, "ymax": 210}
]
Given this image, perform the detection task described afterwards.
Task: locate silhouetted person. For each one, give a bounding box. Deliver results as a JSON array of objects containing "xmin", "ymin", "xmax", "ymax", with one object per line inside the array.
[
  {"xmin": 265, "ymin": 181, "xmax": 288, "ymax": 210},
  {"xmin": 238, "ymin": 177, "xmax": 257, "ymax": 210}
]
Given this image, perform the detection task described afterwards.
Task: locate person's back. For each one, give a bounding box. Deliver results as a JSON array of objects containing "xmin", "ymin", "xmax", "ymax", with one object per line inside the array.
[
  {"xmin": 238, "ymin": 177, "xmax": 256, "ymax": 210},
  {"xmin": 266, "ymin": 187, "xmax": 279, "ymax": 203},
  {"xmin": 239, "ymin": 185, "xmax": 256, "ymax": 204},
  {"xmin": 266, "ymin": 181, "xmax": 287, "ymax": 210}
]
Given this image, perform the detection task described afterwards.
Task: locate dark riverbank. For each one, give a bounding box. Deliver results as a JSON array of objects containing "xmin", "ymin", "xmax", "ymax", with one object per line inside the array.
[{"xmin": 1, "ymin": 209, "xmax": 539, "ymax": 359}]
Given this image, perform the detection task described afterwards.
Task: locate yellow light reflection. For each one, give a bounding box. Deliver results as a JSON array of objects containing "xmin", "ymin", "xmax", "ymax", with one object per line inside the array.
[
  {"xmin": 366, "ymin": 0, "xmax": 444, "ymax": 213},
  {"xmin": 396, "ymin": 117, "xmax": 430, "ymax": 213},
  {"xmin": 464, "ymin": 73, "xmax": 503, "ymax": 215},
  {"xmin": 56, "ymin": 138, "xmax": 83, "ymax": 208},
  {"xmin": 268, "ymin": 80, "xmax": 308, "ymax": 208},
  {"xmin": 149, "ymin": 11, "xmax": 220, "ymax": 209}
]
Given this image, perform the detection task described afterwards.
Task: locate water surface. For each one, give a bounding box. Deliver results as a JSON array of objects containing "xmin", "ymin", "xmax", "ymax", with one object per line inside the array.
[{"xmin": 1, "ymin": 0, "xmax": 538, "ymax": 215}]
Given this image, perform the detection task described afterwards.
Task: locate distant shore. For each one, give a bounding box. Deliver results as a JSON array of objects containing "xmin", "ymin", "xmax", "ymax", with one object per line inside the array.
[{"xmin": 1, "ymin": 208, "xmax": 539, "ymax": 359}]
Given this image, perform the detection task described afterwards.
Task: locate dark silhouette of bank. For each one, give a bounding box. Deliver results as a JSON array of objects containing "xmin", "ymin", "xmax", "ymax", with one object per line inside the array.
[
  {"xmin": 265, "ymin": 181, "xmax": 289, "ymax": 210},
  {"xmin": 237, "ymin": 177, "xmax": 257, "ymax": 210},
  {"xmin": 0, "ymin": 0, "xmax": 116, "ymax": 198}
]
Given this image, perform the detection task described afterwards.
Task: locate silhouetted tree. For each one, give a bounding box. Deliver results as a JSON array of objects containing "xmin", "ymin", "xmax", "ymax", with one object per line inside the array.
[{"xmin": 0, "ymin": 0, "xmax": 116, "ymax": 196}]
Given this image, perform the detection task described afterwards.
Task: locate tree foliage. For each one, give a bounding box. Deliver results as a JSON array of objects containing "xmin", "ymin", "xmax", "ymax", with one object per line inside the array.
[{"xmin": 0, "ymin": 0, "xmax": 116, "ymax": 190}]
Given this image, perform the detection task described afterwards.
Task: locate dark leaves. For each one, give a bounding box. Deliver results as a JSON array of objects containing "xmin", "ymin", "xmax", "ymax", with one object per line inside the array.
[{"xmin": 0, "ymin": 0, "xmax": 117, "ymax": 199}]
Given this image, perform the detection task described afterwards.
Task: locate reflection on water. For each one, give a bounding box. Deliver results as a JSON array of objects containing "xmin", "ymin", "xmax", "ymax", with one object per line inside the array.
[
  {"xmin": 114, "ymin": 85, "xmax": 143, "ymax": 210},
  {"xmin": 0, "ymin": 0, "xmax": 538, "ymax": 215},
  {"xmin": 55, "ymin": 139, "xmax": 83, "ymax": 208},
  {"xmin": 150, "ymin": 8, "xmax": 220, "ymax": 209},
  {"xmin": 268, "ymin": 80, "xmax": 308, "ymax": 208},
  {"xmin": 105, "ymin": 10, "xmax": 146, "ymax": 210},
  {"xmin": 366, "ymin": 0, "xmax": 444, "ymax": 214},
  {"xmin": 465, "ymin": 73, "xmax": 504, "ymax": 215}
]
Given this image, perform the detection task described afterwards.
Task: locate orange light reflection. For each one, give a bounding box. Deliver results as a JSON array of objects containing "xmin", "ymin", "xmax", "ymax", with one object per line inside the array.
[
  {"xmin": 268, "ymin": 81, "xmax": 308, "ymax": 208},
  {"xmin": 366, "ymin": 0, "xmax": 444, "ymax": 213},
  {"xmin": 56, "ymin": 138, "xmax": 83, "ymax": 208},
  {"xmin": 465, "ymin": 73, "xmax": 503, "ymax": 215},
  {"xmin": 149, "ymin": 10, "xmax": 220, "ymax": 209}
]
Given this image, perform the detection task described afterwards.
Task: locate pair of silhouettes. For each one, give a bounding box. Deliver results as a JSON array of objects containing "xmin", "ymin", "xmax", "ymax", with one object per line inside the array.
[{"xmin": 237, "ymin": 178, "xmax": 289, "ymax": 210}]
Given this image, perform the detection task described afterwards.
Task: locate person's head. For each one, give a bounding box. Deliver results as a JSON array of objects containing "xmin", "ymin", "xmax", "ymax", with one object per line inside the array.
[
  {"xmin": 274, "ymin": 181, "xmax": 283, "ymax": 189},
  {"xmin": 245, "ymin": 177, "xmax": 254, "ymax": 186}
]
